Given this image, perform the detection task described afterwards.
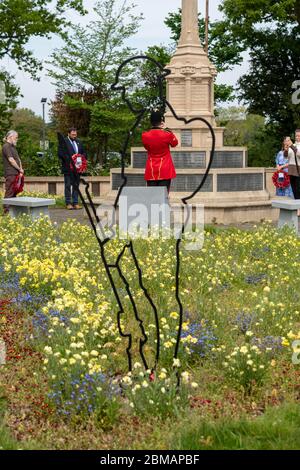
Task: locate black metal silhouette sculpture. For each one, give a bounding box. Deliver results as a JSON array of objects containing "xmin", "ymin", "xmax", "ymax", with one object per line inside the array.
[{"xmin": 58, "ymin": 55, "xmax": 215, "ymax": 379}]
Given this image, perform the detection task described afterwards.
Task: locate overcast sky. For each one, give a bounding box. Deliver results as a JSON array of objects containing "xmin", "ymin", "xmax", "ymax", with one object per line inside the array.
[{"xmin": 1, "ymin": 0, "xmax": 248, "ymax": 118}]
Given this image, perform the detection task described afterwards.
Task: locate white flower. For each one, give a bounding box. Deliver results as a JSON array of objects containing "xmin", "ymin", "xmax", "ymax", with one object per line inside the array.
[
  {"xmin": 90, "ymin": 350, "xmax": 99, "ymax": 357},
  {"xmin": 173, "ymin": 358, "xmax": 181, "ymax": 368},
  {"xmin": 142, "ymin": 380, "xmax": 149, "ymax": 388},
  {"xmin": 191, "ymin": 382, "xmax": 198, "ymax": 389},
  {"xmin": 122, "ymin": 376, "xmax": 132, "ymax": 385},
  {"xmin": 181, "ymin": 371, "xmax": 190, "ymax": 383},
  {"xmin": 161, "ymin": 387, "xmax": 166, "ymax": 394}
]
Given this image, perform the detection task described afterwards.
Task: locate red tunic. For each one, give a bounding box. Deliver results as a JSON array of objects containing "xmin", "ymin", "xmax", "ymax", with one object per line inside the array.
[{"xmin": 142, "ymin": 129, "xmax": 178, "ymax": 181}]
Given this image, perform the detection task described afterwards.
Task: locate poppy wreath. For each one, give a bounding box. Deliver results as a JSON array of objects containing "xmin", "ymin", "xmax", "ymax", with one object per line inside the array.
[
  {"xmin": 70, "ymin": 154, "xmax": 87, "ymax": 174},
  {"xmin": 13, "ymin": 173, "xmax": 24, "ymax": 195},
  {"xmin": 272, "ymin": 170, "xmax": 290, "ymax": 189}
]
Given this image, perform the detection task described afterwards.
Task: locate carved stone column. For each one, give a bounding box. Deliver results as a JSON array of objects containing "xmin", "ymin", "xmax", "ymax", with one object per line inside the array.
[{"xmin": 165, "ymin": 0, "xmax": 224, "ymax": 148}]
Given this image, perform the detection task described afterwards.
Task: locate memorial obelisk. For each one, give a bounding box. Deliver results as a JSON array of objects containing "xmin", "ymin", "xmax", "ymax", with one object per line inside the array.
[
  {"xmin": 165, "ymin": 0, "xmax": 224, "ymax": 148},
  {"xmin": 103, "ymin": 0, "xmax": 271, "ymax": 225}
]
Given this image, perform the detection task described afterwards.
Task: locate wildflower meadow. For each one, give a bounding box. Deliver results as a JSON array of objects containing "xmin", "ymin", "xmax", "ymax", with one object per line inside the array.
[{"xmin": 1, "ymin": 215, "xmax": 300, "ymax": 450}]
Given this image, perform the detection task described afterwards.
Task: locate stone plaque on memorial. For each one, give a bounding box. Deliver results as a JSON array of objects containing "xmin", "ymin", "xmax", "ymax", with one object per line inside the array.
[
  {"xmin": 211, "ymin": 151, "xmax": 244, "ymax": 169},
  {"xmin": 113, "ymin": 173, "xmax": 213, "ymax": 192},
  {"xmin": 217, "ymin": 173, "xmax": 264, "ymax": 192},
  {"xmin": 132, "ymin": 151, "xmax": 206, "ymax": 169},
  {"xmin": 181, "ymin": 129, "xmax": 192, "ymax": 147}
]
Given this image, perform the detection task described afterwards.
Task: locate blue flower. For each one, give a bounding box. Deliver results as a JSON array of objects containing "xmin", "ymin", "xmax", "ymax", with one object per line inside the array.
[
  {"xmin": 251, "ymin": 336, "xmax": 283, "ymax": 356},
  {"xmin": 235, "ymin": 312, "xmax": 256, "ymax": 334},
  {"xmin": 48, "ymin": 372, "xmax": 120, "ymax": 417},
  {"xmin": 181, "ymin": 319, "xmax": 217, "ymax": 358}
]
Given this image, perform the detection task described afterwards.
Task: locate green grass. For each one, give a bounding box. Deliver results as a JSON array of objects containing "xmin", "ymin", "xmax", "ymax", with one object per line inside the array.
[
  {"xmin": 170, "ymin": 403, "xmax": 300, "ymax": 450},
  {"xmin": 0, "ymin": 393, "xmax": 20, "ymax": 450},
  {"xmin": 0, "ymin": 391, "xmax": 36, "ymax": 450}
]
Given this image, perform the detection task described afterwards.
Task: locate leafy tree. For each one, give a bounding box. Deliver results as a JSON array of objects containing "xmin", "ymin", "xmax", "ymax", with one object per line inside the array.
[
  {"xmin": 217, "ymin": 106, "xmax": 279, "ymax": 167},
  {"xmin": 0, "ymin": 0, "xmax": 86, "ymax": 79},
  {"xmin": 48, "ymin": 0, "xmax": 143, "ymax": 92},
  {"xmin": 0, "ymin": 70, "xmax": 20, "ymax": 137},
  {"xmin": 220, "ymin": 0, "xmax": 300, "ymax": 134},
  {"xmin": 48, "ymin": 0, "xmax": 143, "ymax": 166},
  {"xmin": 11, "ymin": 108, "xmax": 43, "ymax": 143},
  {"xmin": 164, "ymin": 9, "xmax": 244, "ymax": 104}
]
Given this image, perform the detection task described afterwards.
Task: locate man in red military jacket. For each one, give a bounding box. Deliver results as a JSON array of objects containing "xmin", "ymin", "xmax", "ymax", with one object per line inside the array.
[{"xmin": 142, "ymin": 111, "xmax": 178, "ymax": 193}]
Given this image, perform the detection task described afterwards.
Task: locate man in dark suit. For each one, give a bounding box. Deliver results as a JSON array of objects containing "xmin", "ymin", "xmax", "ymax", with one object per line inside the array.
[{"xmin": 58, "ymin": 127, "xmax": 87, "ymax": 210}]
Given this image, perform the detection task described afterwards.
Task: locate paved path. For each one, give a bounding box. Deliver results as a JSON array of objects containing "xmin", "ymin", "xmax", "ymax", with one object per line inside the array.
[
  {"xmin": 49, "ymin": 207, "xmax": 280, "ymax": 231},
  {"xmin": 50, "ymin": 207, "xmax": 90, "ymax": 226},
  {"xmin": 0, "ymin": 206, "xmax": 291, "ymax": 231}
]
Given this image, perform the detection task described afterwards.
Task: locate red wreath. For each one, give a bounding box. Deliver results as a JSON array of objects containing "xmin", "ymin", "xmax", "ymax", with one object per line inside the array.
[
  {"xmin": 70, "ymin": 154, "xmax": 87, "ymax": 174},
  {"xmin": 13, "ymin": 173, "xmax": 24, "ymax": 195},
  {"xmin": 272, "ymin": 170, "xmax": 290, "ymax": 189}
]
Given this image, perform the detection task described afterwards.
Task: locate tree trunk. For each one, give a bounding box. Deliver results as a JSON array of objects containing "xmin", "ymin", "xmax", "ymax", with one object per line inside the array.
[
  {"xmin": 103, "ymin": 134, "xmax": 108, "ymax": 167},
  {"xmin": 96, "ymin": 138, "xmax": 103, "ymax": 167}
]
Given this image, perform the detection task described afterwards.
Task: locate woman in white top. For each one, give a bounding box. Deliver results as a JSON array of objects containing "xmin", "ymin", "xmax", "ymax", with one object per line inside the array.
[{"xmin": 286, "ymin": 135, "xmax": 300, "ymax": 199}]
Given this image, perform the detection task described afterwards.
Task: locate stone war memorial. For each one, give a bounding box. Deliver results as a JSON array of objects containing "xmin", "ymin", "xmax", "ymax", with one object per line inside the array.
[
  {"xmin": 103, "ymin": 0, "xmax": 271, "ymax": 225},
  {"xmin": 1, "ymin": 0, "xmax": 300, "ymax": 457}
]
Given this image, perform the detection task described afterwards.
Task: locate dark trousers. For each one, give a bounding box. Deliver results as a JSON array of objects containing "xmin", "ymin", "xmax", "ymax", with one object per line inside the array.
[
  {"xmin": 147, "ymin": 179, "xmax": 172, "ymax": 194},
  {"xmin": 3, "ymin": 175, "xmax": 17, "ymax": 213},
  {"xmin": 290, "ymin": 175, "xmax": 300, "ymax": 199},
  {"xmin": 64, "ymin": 173, "xmax": 80, "ymax": 205}
]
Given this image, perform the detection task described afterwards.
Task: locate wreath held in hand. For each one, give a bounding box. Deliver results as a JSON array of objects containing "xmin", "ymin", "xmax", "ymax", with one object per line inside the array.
[
  {"xmin": 272, "ymin": 170, "xmax": 290, "ymax": 189},
  {"xmin": 70, "ymin": 154, "xmax": 87, "ymax": 173}
]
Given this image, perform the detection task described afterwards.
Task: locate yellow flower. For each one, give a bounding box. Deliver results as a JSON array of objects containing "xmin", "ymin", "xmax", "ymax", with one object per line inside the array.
[
  {"xmin": 159, "ymin": 372, "xmax": 167, "ymax": 380},
  {"xmin": 170, "ymin": 311, "xmax": 179, "ymax": 319},
  {"xmin": 90, "ymin": 350, "xmax": 99, "ymax": 357},
  {"xmin": 173, "ymin": 358, "xmax": 181, "ymax": 368}
]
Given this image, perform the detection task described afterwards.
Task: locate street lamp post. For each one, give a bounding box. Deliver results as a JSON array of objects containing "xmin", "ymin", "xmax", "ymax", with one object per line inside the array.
[{"xmin": 41, "ymin": 98, "xmax": 47, "ymax": 151}]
